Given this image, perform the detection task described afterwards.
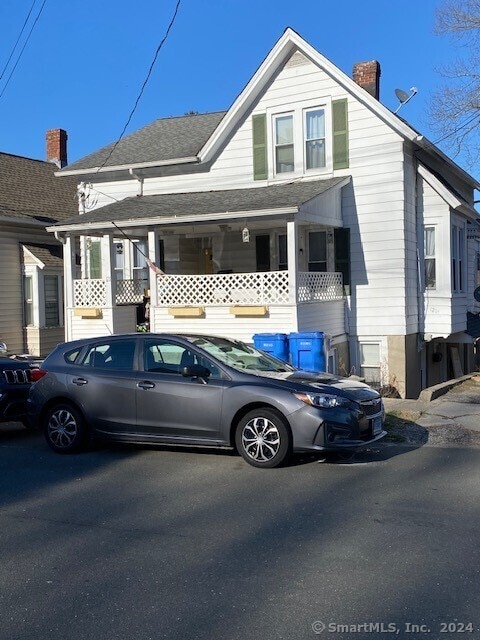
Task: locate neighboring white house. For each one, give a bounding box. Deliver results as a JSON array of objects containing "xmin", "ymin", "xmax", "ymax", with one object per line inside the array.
[
  {"xmin": 0, "ymin": 130, "xmax": 78, "ymax": 356},
  {"xmin": 50, "ymin": 28, "xmax": 480, "ymax": 398}
]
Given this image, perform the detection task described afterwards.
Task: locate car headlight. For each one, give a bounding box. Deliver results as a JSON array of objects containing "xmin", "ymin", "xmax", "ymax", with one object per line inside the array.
[{"xmin": 293, "ymin": 392, "xmax": 350, "ymax": 409}]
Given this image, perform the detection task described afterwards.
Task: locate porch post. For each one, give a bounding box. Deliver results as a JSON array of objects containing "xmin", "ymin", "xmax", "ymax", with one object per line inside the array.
[
  {"xmin": 63, "ymin": 234, "xmax": 77, "ymax": 341},
  {"xmin": 101, "ymin": 232, "xmax": 116, "ymax": 307},
  {"xmin": 147, "ymin": 229, "xmax": 160, "ymax": 307},
  {"xmin": 287, "ymin": 220, "xmax": 298, "ymax": 303}
]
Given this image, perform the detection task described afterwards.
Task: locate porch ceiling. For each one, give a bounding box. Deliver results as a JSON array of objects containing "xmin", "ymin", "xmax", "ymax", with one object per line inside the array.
[{"xmin": 48, "ymin": 177, "xmax": 350, "ymax": 233}]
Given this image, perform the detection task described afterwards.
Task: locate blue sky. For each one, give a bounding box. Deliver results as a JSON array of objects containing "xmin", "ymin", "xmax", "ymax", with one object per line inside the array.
[{"xmin": 0, "ymin": 0, "xmax": 457, "ymax": 171}]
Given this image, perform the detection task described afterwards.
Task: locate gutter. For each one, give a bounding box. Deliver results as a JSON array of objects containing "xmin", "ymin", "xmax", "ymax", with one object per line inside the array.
[{"xmin": 55, "ymin": 156, "xmax": 200, "ymax": 177}]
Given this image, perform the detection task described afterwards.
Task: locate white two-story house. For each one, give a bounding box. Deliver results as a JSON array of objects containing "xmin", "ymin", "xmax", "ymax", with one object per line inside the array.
[{"xmin": 49, "ymin": 28, "xmax": 480, "ymax": 398}]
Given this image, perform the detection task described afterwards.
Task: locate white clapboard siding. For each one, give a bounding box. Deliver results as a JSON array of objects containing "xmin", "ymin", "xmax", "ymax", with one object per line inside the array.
[{"xmin": 150, "ymin": 299, "xmax": 345, "ymax": 344}]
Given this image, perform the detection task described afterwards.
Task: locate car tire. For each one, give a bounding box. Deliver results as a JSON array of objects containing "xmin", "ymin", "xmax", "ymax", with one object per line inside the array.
[
  {"xmin": 43, "ymin": 403, "xmax": 88, "ymax": 454},
  {"xmin": 235, "ymin": 408, "xmax": 292, "ymax": 468}
]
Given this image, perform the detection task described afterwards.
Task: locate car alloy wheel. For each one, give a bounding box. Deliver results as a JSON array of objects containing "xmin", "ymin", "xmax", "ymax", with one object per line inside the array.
[
  {"xmin": 236, "ymin": 408, "xmax": 291, "ymax": 468},
  {"xmin": 44, "ymin": 403, "xmax": 87, "ymax": 453}
]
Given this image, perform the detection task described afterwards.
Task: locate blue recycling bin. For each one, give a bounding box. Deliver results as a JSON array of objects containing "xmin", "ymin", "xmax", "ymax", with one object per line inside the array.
[
  {"xmin": 253, "ymin": 333, "xmax": 289, "ymax": 362},
  {"xmin": 289, "ymin": 331, "xmax": 325, "ymax": 372}
]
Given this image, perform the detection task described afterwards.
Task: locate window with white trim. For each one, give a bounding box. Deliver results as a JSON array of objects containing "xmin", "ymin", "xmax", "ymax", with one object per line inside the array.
[
  {"xmin": 44, "ymin": 275, "xmax": 61, "ymax": 327},
  {"xmin": 451, "ymin": 223, "xmax": 465, "ymax": 293},
  {"xmin": 23, "ymin": 276, "xmax": 33, "ymax": 326},
  {"xmin": 424, "ymin": 226, "xmax": 436, "ymax": 289},
  {"xmin": 359, "ymin": 342, "xmax": 381, "ymax": 385},
  {"xmin": 274, "ymin": 114, "xmax": 294, "ymax": 173},
  {"xmin": 308, "ymin": 231, "xmax": 327, "ymax": 272},
  {"xmin": 305, "ymin": 108, "xmax": 326, "ymax": 170}
]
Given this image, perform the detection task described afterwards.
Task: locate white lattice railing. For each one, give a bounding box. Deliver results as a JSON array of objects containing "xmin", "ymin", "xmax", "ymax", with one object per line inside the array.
[
  {"xmin": 297, "ymin": 272, "xmax": 344, "ymax": 302},
  {"xmin": 116, "ymin": 279, "xmax": 148, "ymax": 305},
  {"xmin": 73, "ymin": 272, "xmax": 344, "ymax": 308},
  {"xmin": 156, "ymin": 271, "xmax": 343, "ymax": 306},
  {"xmin": 157, "ymin": 271, "xmax": 290, "ymax": 305},
  {"xmin": 74, "ymin": 279, "xmax": 107, "ymax": 307}
]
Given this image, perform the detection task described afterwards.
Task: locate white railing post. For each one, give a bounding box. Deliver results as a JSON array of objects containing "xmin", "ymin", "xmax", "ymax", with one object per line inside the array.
[
  {"xmin": 101, "ymin": 232, "xmax": 115, "ymax": 307},
  {"xmin": 148, "ymin": 230, "xmax": 160, "ymax": 307},
  {"xmin": 287, "ymin": 220, "xmax": 298, "ymax": 303}
]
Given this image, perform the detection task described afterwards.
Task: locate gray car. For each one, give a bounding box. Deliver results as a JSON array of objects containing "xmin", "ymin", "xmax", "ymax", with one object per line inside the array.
[{"xmin": 27, "ymin": 333, "xmax": 386, "ymax": 468}]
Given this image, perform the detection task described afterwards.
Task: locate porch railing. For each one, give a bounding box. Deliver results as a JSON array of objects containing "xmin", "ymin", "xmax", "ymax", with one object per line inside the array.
[
  {"xmin": 72, "ymin": 272, "xmax": 344, "ymax": 308},
  {"xmin": 116, "ymin": 278, "xmax": 148, "ymax": 305},
  {"xmin": 157, "ymin": 271, "xmax": 343, "ymax": 306}
]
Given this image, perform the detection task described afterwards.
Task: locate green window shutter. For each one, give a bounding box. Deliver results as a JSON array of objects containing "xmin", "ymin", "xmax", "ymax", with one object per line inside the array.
[
  {"xmin": 334, "ymin": 228, "xmax": 351, "ymax": 295},
  {"xmin": 89, "ymin": 241, "xmax": 102, "ymax": 279},
  {"xmin": 252, "ymin": 114, "xmax": 268, "ymax": 180},
  {"xmin": 332, "ymin": 99, "xmax": 349, "ymax": 170}
]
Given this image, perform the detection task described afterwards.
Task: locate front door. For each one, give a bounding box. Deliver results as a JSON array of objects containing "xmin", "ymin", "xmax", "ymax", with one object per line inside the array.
[{"xmin": 256, "ymin": 234, "xmax": 271, "ymax": 271}]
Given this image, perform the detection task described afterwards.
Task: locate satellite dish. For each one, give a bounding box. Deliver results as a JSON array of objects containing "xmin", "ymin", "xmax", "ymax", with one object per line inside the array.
[
  {"xmin": 394, "ymin": 86, "xmax": 418, "ymax": 113},
  {"xmin": 395, "ymin": 88, "xmax": 410, "ymax": 103},
  {"xmin": 474, "ymin": 286, "xmax": 480, "ymax": 302}
]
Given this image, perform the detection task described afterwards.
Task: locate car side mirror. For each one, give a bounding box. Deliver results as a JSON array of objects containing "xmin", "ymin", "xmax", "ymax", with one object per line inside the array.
[
  {"xmin": 181, "ymin": 364, "xmax": 211, "ymax": 380},
  {"xmin": 0, "ymin": 342, "xmax": 7, "ymax": 354}
]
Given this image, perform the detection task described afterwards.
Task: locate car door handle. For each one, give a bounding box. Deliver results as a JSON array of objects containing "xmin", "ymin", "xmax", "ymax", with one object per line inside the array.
[
  {"xmin": 72, "ymin": 377, "xmax": 88, "ymax": 386},
  {"xmin": 137, "ymin": 381, "xmax": 155, "ymax": 390}
]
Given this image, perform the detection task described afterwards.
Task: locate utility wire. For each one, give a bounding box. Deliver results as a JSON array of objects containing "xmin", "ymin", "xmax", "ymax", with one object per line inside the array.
[
  {"xmin": 0, "ymin": 0, "xmax": 48, "ymax": 98},
  {"xmin": 433, "ymin": 109, "xmax": 480, "ymax": 146},
  {"xmin": 0, "ymin": 0, "xmax": 38, "ymax": 83},
  {"xmin": 93, "ymin": 0, "xmax": 182, "ymax": 175}
]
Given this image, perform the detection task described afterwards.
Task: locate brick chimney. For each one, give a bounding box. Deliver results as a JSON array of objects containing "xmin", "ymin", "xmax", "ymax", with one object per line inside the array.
[
  {"xmin": 353, "ymin": 61, "xmax": 381, "ymax": 100},
  {"xmin": 46, "ymin": 128, "xmax": 68, "ymax": 168}
]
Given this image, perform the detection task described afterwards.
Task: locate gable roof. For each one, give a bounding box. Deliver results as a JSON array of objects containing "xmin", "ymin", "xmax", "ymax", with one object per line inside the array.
[
  {"xmin": 48, "ymin": 177, "xmax": 349, "ymax": 232},
  {"xmin": 0, "ymin": 152, "xmax": 78, "ymax": 225},
  {"xmin": 22, "ymin": 243, "xmax": 63, "ymax": 268},
  {"xmin": 57, "ymin": 28, "xmax": 479, "ymax": 191},
  {"xmin": 58, "ymin": 111, "xmax": 227, "ymax": 175}
]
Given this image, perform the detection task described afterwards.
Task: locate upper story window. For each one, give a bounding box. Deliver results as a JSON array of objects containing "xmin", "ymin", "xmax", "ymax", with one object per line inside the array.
[
  {"xmin": 424, "ymin": 226, "xmax": 436, "ymax": 289},
  {"xmin": 252, "ymin": 99, "xmax": 348, "ymax": 181},
  {"xmin": 305, "ymin": 108, "xmax": 326, "ymax": 170},
  {"xmin": 451, "ymin": 224, "xmax": 465, "ymax": 293},
  {"xmin": 274, "ymin": 114, "xmax": 294, "ymax": 173}
]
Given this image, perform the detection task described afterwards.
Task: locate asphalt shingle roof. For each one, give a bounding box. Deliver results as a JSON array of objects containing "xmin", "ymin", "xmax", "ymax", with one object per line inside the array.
[
  {"xmin": 0, "ymin": 152, "xmax": 78, "ymax": 223},
  {"xmin": 53, "ymin": 178, "xmax": 348, "ymax": 228},
  {"xmin": 61, "ymin": 111, "xmax": 227, "ymax": 173},
  {"xmin": 22, "ymin": 243, "xmax": 63, "ymax": 267}
]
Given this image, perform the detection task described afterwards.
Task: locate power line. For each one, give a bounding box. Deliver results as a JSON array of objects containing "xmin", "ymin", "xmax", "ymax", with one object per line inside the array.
[
  {"xmin": 0, "ymin": 0, "xmax": 38, "ymax": 83},
  {"xmin": 93, "ymin": 0, "xmax": 182, "ymax": 175},
  {"xmin": 433, "ymin": 109, "xmax": 480, "ymax": 146},
  {"xmin": 0, "ymin": 0, "xmax": 48, "ymax": 99}
]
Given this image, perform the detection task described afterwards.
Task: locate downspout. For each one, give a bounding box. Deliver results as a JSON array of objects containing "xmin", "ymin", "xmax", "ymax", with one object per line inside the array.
[
  {"xmin": 54, "ymin": 230, "xmax": 67, "ymax": 244},
  {"xmin": 129, "ymin": 168, "xmax": 144, "ymax": 196}
]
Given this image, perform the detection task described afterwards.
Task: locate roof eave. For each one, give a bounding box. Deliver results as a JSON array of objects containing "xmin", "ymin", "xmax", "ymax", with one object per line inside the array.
[
  {"xmin": 47, "ymin": 206, "xmax": 300, "ymax": 234},
  {"xmin": 55, "ymin": 156, "xmax": 200, "ymax": 177}
]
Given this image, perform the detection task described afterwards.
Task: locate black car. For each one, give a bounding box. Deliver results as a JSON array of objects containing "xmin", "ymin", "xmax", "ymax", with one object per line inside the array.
[
  {"xmin": 28, "ymin": 333, "xmax": 386, "ymax": 468},
  {"xmin": 0, "ymin": 342, "xmax": 43, "ymax": 427}
]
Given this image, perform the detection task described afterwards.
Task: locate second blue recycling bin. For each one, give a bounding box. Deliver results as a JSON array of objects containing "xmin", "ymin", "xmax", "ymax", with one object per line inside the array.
[
  {"xmin": 289, "ymin": 331, "xmax": 325, "ymax": 372},
  {"xmin": 253, "ymin": 333, "xmax": 289, "ymax": 363}
]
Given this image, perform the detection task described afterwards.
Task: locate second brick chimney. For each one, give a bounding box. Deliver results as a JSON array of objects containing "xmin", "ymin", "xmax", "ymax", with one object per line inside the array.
[
  {"xmin": 353, "ymin": 61, "xmax": 381, "ymax": 100},
  {"xmin": 46, "ymin": 129, "xmax": 68, "ymax": 168}
]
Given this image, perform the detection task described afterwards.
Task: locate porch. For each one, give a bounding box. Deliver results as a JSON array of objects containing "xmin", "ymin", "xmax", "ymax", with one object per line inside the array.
[{"xmin": 68, "ymin": 270, "xmax": 346, "ymax": 343}]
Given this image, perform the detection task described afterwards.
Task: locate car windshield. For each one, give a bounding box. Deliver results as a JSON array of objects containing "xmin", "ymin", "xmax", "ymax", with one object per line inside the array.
[{"xmin": 184, "ymin": 336, "xmax": 294, "ymax": 373}]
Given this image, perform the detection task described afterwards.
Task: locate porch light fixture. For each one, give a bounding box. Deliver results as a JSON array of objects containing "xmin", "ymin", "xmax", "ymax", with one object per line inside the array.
[{"xmin": 242, "ymin": 225, "xmax": 250, "ymax": 243}]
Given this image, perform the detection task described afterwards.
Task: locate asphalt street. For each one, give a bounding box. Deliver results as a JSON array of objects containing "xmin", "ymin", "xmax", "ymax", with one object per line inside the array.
[{"xmin": 1, "ymin": 424, "xmax": 479, "ymax": 640}]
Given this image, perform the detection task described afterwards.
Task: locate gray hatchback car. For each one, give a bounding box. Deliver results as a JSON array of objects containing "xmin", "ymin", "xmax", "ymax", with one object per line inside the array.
[{"xmin": 28, "ymin": 333, "xmax": 385, "ymax": 468}]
